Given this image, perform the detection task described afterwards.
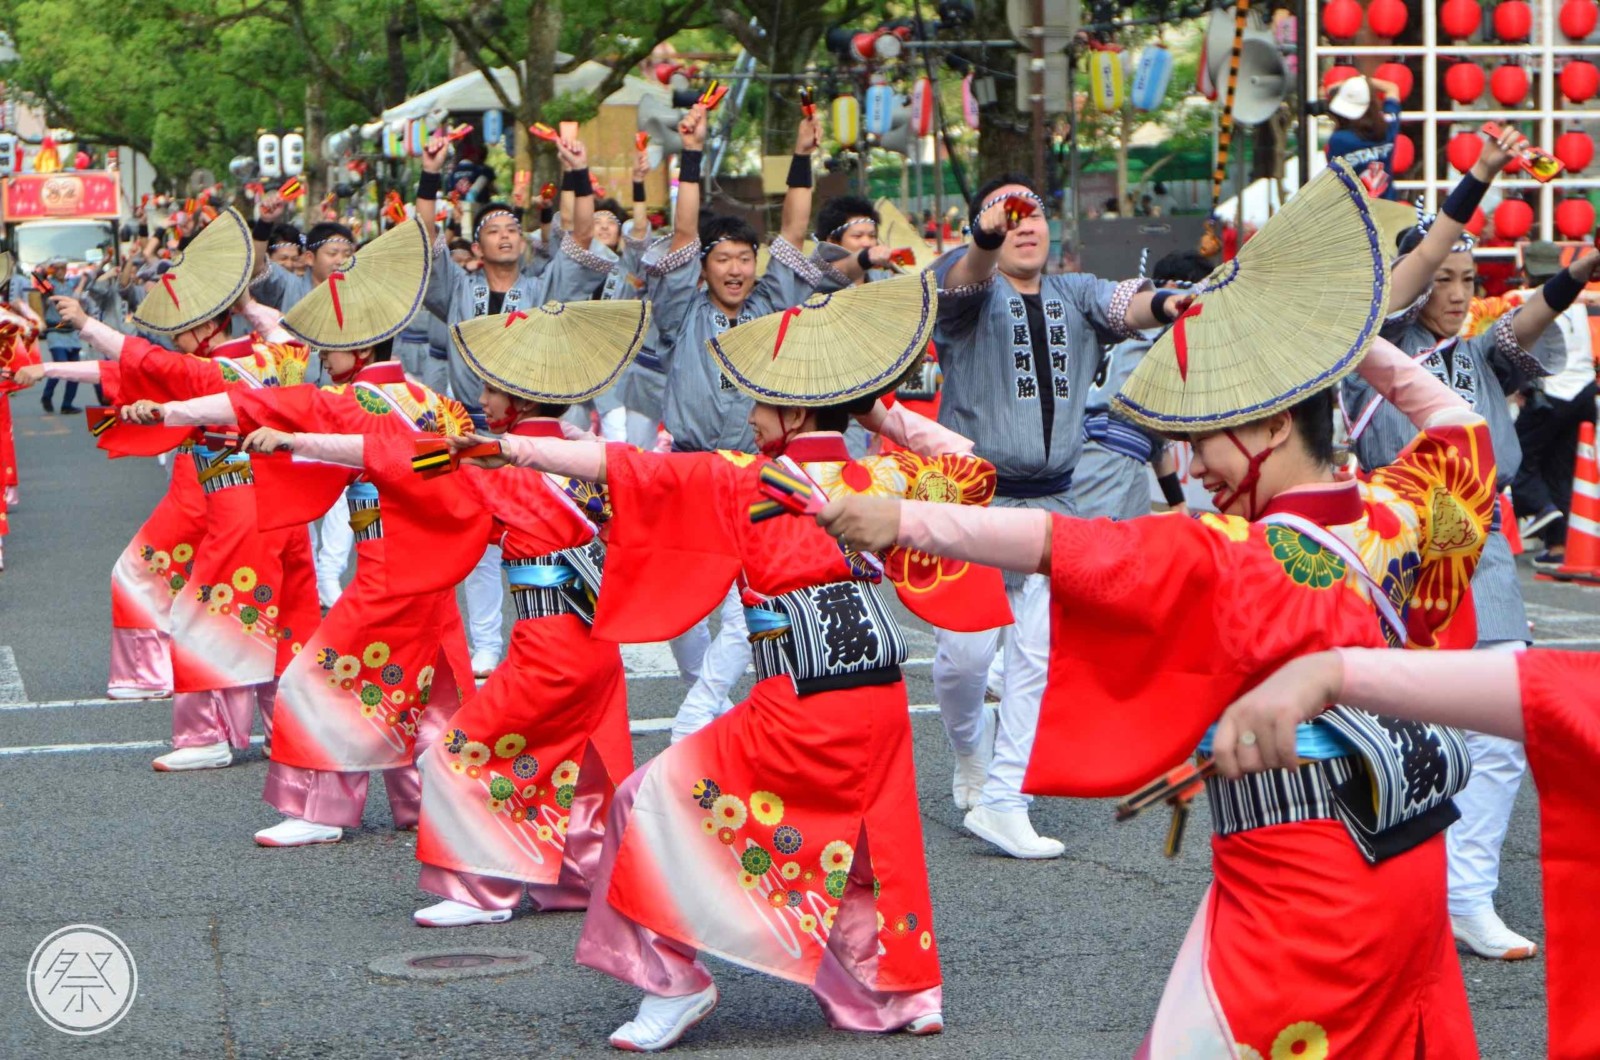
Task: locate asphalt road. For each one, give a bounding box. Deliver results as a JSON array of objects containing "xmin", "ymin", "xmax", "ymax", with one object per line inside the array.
[{"xmin": 0, "ymin": 395, "xmax": 1583, "ymax": 1058}]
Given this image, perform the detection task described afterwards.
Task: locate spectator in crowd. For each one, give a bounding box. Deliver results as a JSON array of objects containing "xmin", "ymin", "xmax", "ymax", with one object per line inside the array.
[{"xmin": 1325, "ymin": 73, "xmax": 1403, "ymax": 200}]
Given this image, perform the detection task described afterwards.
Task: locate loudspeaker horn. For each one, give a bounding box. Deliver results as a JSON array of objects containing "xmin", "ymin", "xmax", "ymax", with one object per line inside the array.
[{"xmin": 1227, "ymin": 29, "xmax": 1289, "ymax": 125}]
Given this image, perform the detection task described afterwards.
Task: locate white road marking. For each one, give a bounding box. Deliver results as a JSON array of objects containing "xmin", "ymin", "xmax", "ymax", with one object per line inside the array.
[
  {"xmin": 0, "ymin": 646, "xmax": 27, "ymax": 704},
  {"xmin": 0, "ymin": 704, "xmax": 945, "ymax": 756}
]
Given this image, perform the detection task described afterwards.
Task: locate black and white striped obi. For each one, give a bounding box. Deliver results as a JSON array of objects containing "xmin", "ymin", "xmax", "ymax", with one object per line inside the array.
[
  {"xmin": 744, "ymin": 579, "xmax": 909, "ymax": 695},
  {"xmin": 193, "ymin": 445, "xmax": 253, "ymax": 494},
  {"xmin": 345, "ymin": 480, "xmax": 382, "ymax": 543},
  {"xmin": 504, "ymin": 541, "xmax": 605, "ymax": 625}
]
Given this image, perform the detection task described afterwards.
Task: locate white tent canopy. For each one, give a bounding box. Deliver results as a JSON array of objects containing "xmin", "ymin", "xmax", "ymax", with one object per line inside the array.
[
  {"xmin": 380, "ymin": 58, "xmax": 667, "ymax": 122},
  {"xmin": 1211, "ymin": 156, "xmax": 1306, "ymax": 227}
]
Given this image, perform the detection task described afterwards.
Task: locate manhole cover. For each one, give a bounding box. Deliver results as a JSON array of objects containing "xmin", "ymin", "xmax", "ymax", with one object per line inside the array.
[{"xmin": 369, "ymin": 948, "xmax": 546, "ymax": 981}]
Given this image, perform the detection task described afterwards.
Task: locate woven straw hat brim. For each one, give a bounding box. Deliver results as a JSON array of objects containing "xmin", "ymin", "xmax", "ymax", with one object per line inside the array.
[
  {"xmin": 1367, "ymin": 197, "xmax": 1420, "ymax": 259},
  {"xmin": 1114, "ymin": 160, "xmax": 1389, "ymax": 432},
  {"xmin": 874, "ymin": 198, "xmax": 939, "ymax": 270},
  {"xmin": 709, "ymin": 271, "xmax": 936, "ymax": 408},
  {"xmin": 0, "ymin": 252, "xmax": 13, "ymax": 281},
  {"xmin": 452, "ymin": 299, "xmax": 651, "ymax": 403},
  {"xmin": 131, "ymin": 209, "xmax": 255, "ymax": 335},
  {"xmin": 282, "ymin": 218, "xmax": 431, "ymax": 351}
]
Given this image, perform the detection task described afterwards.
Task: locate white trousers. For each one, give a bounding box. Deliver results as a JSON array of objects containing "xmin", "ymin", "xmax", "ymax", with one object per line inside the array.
[
  {"xmin": 315, "ymin": 494, "xmax": 354, "ymax": 608},
  {"xmin": 933, "ymin": 573, "xmax": 1051, "ymax": 814},
  {"xmin": 599, "ymin": 405, "xmax": 628, "ymax": 442},
  {"xmin": 670, "ymin": 586, "xmax": 752, "ymax": 742},
  {"xmin": 464, "ymin": 544, "xmax": 505, "ymax": 661},
  {"xmin": 1446, "ymin": 639, "xmax": 1529, "ymax": 916},
  {"xmin": 667, "ymin": 624, "xmax": 711, "ymax": 687}
]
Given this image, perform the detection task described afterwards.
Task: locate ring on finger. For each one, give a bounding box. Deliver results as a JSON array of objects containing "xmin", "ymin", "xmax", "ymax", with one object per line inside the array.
[{"xmin": 1238, "ymin": 730, "xmax": 1258, "ymax": 748}]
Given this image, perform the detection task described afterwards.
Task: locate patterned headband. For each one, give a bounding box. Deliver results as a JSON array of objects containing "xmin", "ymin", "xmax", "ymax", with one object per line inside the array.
[
  {"xmin": 594, "ymin": 210, "xmax": 622, "ymax": 228},
  {"xmin": 306, "ymin": 235, "xmax": 354, "ymax": 251},
  {"xmin": 699, "ymin": 234, "xmax": 757, "ymax": 260},
  {"xmin": 1410, "ymin": 196, "xmax": 1476, "ymax": 254},
  {"xmin": 474, "ymin": 209, "xmax": 518, "ymax": 240},
  {"xmin": 826, "ymin": 216, "xmax": 877, "ymax": 241}
]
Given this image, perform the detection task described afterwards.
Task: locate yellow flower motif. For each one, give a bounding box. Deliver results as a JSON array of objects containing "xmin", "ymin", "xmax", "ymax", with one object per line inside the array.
[
  {"xmin": 711, "ymin": 794, "xmax": 748, "ymax": 830},
  {"xmin": 461, "ymin": 741, "xmax": 491, "ymax": 767},
  {"xmin": 487, "ymin": 798, "xmax": 505, "ymax": 814},
  {"xmin": 449, "ymin": 761, "xmax": 465, "ymax": 774},
  {"xmin": 333, "ymin": 654, "xmax": 360, "ymax": 680},
  {"xmin": 701, "ymin": 817, "xmax": 718, "ymax": 835},
  {"xmin": 797, "ymin": 913, "xmax": 818, "ymax": 933},
  {"xmin": 417, "ymin": 665, "xmax": 435, "ymax": 689},
  {"xmin": 552, "ymin": 759, "xmax": 580, "ymax": 786},
  {"xmin": 1199, "ymin": 512, "xmax": 1251, "ymax": 542},
  {"xmin": 555, "ymin": 817, "xmax": 568, "ymax": 835},
  {"xmin": 212, "ymin": 584, "xmax": 234, "ymax": 604},
  {"xmin": 173, "ymin": 543, "xmax": 193, "ymax": 562},
  {"xmin": 820, "ymin": 840, "xmax": 853, "ymax": 873},
  {"xmin": 749, "ymin": 790, "xmax": 784, "ymax": 826},
  {"xmin": 919, "ymin": 931, "xmax": 932, "ymax": 950},
  {"xmin": 232, "ymin": 567, "xmax": 258, "ymax": 592},
  {"xmin": 806, "ymin": 455, "xmax": 908, "ymax": 497},
  {"xmin": 291, "ymin": 642, "xmax": 303, "ymax": 655},
  {"xmin": 1236, "ymin": 1048, "xmax": 1265, "ymax": 1060},
  {"xmin": 1270, "ymin": 1022, "xmax": 1328, "ymax": 1060},
  {"xmin": 360, "ymin": 704, "xmax": 377, "ymax": 718},
  {"xmin": 494, "ymin": 733, "xmax": 527, "ymax": 759},
  {"xmin": 822, "ymin": 907, "xmax": 837, "ymax": 930},
  {"xmin": 522, "ymin": 784, "xmax": 538, "ymax": 800},
  {"xmin": 362, "ymin": 641, "xmax": 391, "ymax": 668},
  {"xmin": 716, "ymin": 449, "xmax": 758, "ymax": 468},
  {"xmin": 737, "ymin": 870, "xmax": 761, "ymax": 890},
  {"xmin": 537, "ymin": 824, "xmax": 554, "ymax": 841},
  {"xmin": 152, "ymin": 551, "xmax": 171, "ymax": 571},
  {"xmin": 390, "ymin": 690, "xmax": 405, "ymax": 704},
  {"xmin": 876, "ymin": 910, "xmax": 886, "ymax": 932},
  {"xmin": 266, "ymin": 606, "xmax": 279, "ymax": 619},
  {"xmin": 780, "ymin": 861, "xmax": 801, "ymax": 880}
]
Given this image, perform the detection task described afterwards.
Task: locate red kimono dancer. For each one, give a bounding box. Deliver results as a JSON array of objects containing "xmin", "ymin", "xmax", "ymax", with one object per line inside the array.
[
  {"xmin": 360, "ymin": 417, "xmax": 635, "ymax": 920},
  {"xmin": 523, "ymin": 427, "xmax": 1010, "ymax": 1043},
  {"xmin": 212, "ymin": 362, "xmax": 477, "ymax": 839},
  {"xmin": 97, "ymin": 331, "xmax": 321, "ymax": 762},
  {"xmin": 0, "ymin": 315, "xmax": 41, "ymax": 570},
  {"xmin": 1306, "ymin": 646, "xmax": 1600, "ymax": 1060}
]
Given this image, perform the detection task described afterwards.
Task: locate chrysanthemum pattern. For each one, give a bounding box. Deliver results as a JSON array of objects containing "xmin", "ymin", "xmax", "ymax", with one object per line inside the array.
[
  {"xmin": 684, "ymin": 776, "xmax": 929, "ymax": 954},
  {"xmin": 196, "ymin": 564, "xmax": 295, "ymax": 645},
  {"xmin": 441, "ymin": 729, "xmax": 581, "ymax": 847}
]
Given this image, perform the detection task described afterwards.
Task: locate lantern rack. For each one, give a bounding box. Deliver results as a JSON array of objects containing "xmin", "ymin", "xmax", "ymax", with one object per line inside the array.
[{"xmin": 1303, "ymin": 0, "xmax": 1596, "ymax": 241}]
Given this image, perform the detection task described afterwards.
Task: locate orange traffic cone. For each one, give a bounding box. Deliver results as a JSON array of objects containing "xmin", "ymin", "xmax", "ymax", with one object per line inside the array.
[
  {"xmin": 1552, "ymin": 420, "xmax": 1600, "ymax": 584},
  {"xmin": 1500, "ymin": 489, "xmax": 1523, "ymax": 556}
]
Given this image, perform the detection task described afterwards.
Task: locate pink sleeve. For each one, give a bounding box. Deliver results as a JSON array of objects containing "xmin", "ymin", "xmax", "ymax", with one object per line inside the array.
[
  {"xmin": 500, "ymin": 434, "xmax": 607, "ymax": 480},
  {"xmin": 42, "ymin": 361, "xmax": 104, "ymax": 383},
  {"xmin": 1336, "ymin": 646, "xmax": 1525, "ymax": 740},
  {"xmin": 896, "ymin": 500, "xmax": 1050, "ymax": 574},
  {"xmin": 240, "ymin": 300, "xmax": 291, "ymax": 343},
  {"xmin": 79, "ymin": 318, "xmax": 128, "ymax": 360},
  {"xmin": 559, "ymin": 419, "xmax": 601, "ymax": 442},
  {"xmin": 162, "ymin": 392, "xmax": 239, "ymax": 427},
  {"xmin": 873, "ymin": 401, "xmax": 975, "ymax": 457},
  {"xmin": 1357, "ymin": 336, "xmax": 1477, "ymax": 429},
  {"xmin": 291, "ymin": 433, "xmax": 365, "ymax": 468}
]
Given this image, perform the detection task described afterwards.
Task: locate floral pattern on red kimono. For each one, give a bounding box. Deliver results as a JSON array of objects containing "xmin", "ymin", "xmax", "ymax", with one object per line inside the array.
[
  {"xmin": 591, "ymin": 444, "xmax": 944, "ymax": 991},
  {"xmin": 109, "ymin": 336, "xmax": 319, "ymax": 689},
  {"xmin": 228, "ymin": 372, "xmax": 477, "ymax": 772}
]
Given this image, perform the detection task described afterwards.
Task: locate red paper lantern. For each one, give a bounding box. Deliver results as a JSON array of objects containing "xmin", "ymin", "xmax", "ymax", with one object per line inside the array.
[
  {"xmin": 1448, "ymin": 131, "xmax": 1485, "ymax": 172},
  {"xmin": 1491, "ymin": 64, "xmax": 1530, "ymax": 104},
  {"xmin": 1375, "ymin": 61, "xmax": 1414, "ymax": 101},
  {"xmin": 1323, "ymin": 0, "xmax": 1363, "ymax": 39},
  {"xmin": 1494, "ymin": 198, "xmax": 1534, "ymax": 239},
  {"xmin": 1494, "ymin": 0, "xmax": 1534, "ymax": 40},
  {"xmin": 1391, "ymin": 133, "xmax": 1416, "ymax": 173},
  {"xmin": 1561, "ymin": 0, "xmax": 1600, "ymax": 37},
  {"xmin": 1557, "ymin": 130, "xmax": 1596, "ymax": 172},
  {"xmin": 1440, "ymin": 0, "xmax": 1483, "ymax": 37},
  {"xmin": 1562, "ymin": 60, "xmax": 1600, "ymax": 102},
  {"xmin": 1444, "ymin": 61, "xmax": 1486, "ymax": 103},
  {"xmin": 1368, "ymin": 0, "xmax": 1409, "ymax": 36},
  {"xmin": 1322, "ymin": 64, "xmax": 1360, "ymax": 92},
  {"xmin": 1466, "ymin": 207, "xmax": 1487, "ymax": 237},
  {"xmin": 1556, "ymin": 197, "xmax": 1596, "ymax": 239}
]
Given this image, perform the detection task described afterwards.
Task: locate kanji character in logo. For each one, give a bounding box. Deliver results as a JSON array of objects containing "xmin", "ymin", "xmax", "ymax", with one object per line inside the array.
[{"xmin": 814, "ymin": 584, "xmax": 879, "ymax": 668}]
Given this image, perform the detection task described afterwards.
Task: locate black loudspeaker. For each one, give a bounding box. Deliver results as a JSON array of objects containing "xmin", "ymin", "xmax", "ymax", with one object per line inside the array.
[{"xmin": 1075, "ymin": 216, "xmax": 1212, "ymax": 279}]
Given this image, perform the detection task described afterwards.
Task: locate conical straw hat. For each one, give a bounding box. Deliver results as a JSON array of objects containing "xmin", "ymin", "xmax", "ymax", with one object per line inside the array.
[
  {"xmin": 874, "ymin": 198, "xmax": 939, "ymax": 270},
  {"xmin": 709, "ymin": 270, "xmax": 936, "ymax": 407},
  {"xmin": 282, "ymin": 218, "xmax": 431, "ymax": 351},
  {"xmin": 451, "ymin": 299, "xmax": 651, "ymax": 403},
  {"xmin": 1115, "ymin": 160, "xmax": 1389, "ymax": 432},
  {"xmin": 131, "ymin": 208, "xmax": 255, "ymax": 334},
  {"xmin": 1367, "ymin": 196, "xmax": 1420, "ymax": 258}
]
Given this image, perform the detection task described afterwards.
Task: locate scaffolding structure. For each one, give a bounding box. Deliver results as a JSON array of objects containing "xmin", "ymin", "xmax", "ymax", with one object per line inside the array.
[{"xmin": 1301, "ymin": 0, "xmax": 1598, "ymax": 242}]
